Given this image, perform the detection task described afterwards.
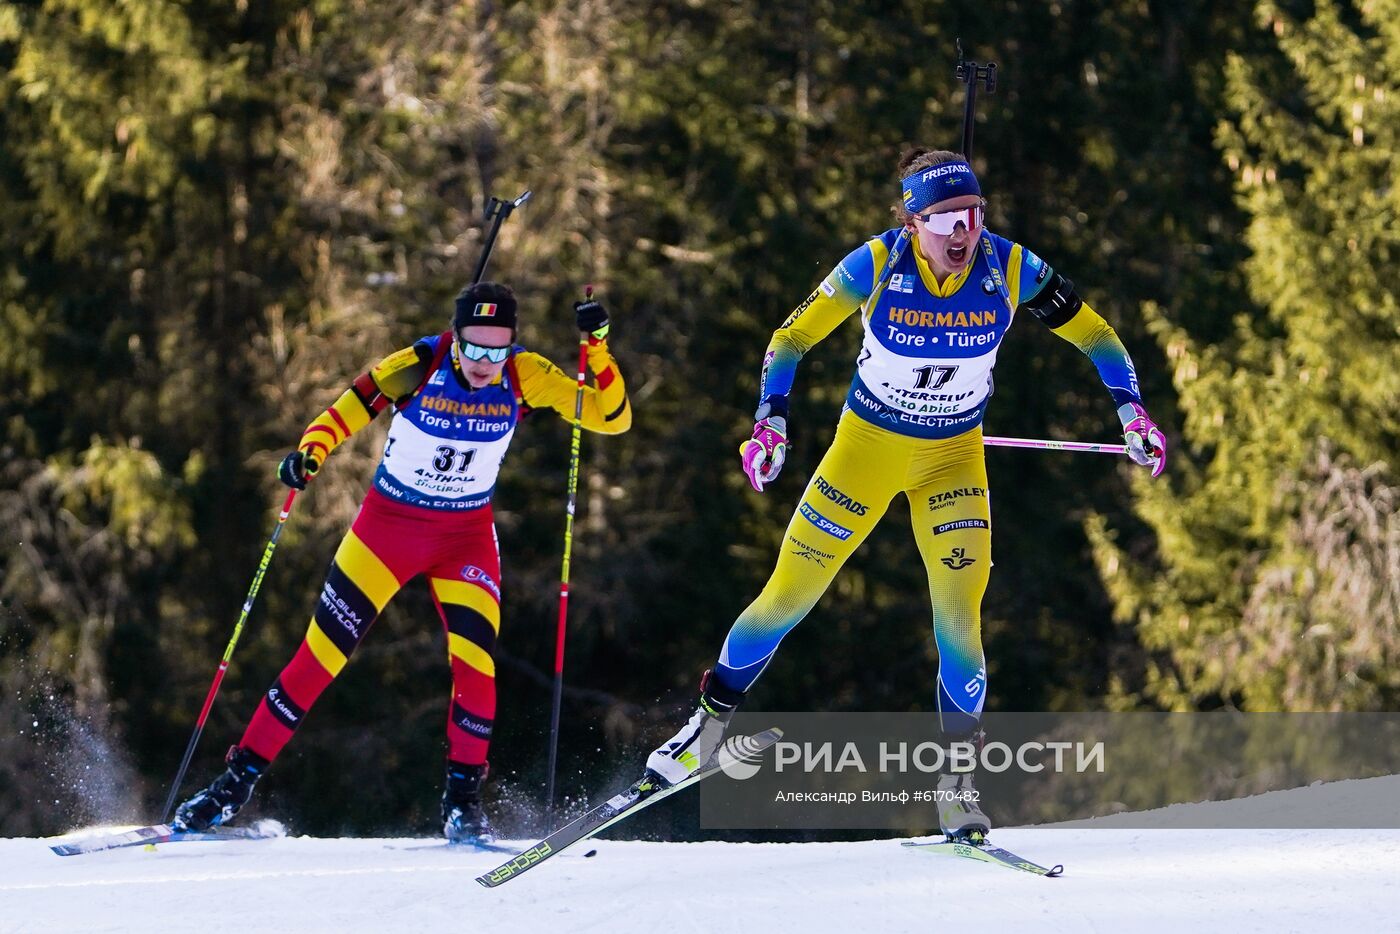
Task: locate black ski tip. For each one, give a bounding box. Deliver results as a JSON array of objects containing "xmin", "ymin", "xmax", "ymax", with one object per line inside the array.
[
  {"xmin": 1047, "ymin": 864, "xmax": 1065, "ymax": 877},
  {"xmin": 583, "ymin": 848, "xmax": 598, "ymax": 858}
]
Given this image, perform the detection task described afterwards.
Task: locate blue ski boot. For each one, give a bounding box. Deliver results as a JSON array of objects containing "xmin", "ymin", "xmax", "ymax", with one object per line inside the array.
[
  {"xmin": 442, "ymin": 762, "xmax": 494, "ymax": 845},
  {"xmin": 173, "ymin": 746, "xmax": 268, "ymax": 832}
]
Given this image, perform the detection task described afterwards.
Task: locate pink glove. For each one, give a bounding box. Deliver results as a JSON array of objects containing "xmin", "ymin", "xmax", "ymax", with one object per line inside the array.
[
  {"xmin": 1118, "ymin": 403, "xmax": 1166, "ymax": 478},
  {"xmin": 740, "ymin": 417, "xmax": 787, "ymax": 492}
]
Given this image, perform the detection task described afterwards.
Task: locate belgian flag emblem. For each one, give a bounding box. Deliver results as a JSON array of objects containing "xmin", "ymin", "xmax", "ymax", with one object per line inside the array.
[{"xmin": 475, "ymin": 302, "xmax": 498, "ymax": 318}]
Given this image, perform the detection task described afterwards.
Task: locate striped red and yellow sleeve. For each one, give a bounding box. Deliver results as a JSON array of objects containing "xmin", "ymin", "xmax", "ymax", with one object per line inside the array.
[
  {"xmin": 296, "ymin": 344, "xmax": 430, "ymax": 465},
  {"xmin": 513, "ymin": 340, "xmax": 631, "ymax": 434}
]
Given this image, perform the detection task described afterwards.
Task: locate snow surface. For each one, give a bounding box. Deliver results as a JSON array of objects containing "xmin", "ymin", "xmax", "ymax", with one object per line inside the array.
[{"xmin": 8, "ymin": 778, "xmax": 1400, "ymax": 934}]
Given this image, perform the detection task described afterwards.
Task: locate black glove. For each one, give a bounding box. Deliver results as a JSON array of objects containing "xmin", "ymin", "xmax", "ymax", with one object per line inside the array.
[
  {"xmin": 277, "ymin": 450, "xmax": 320, "ymax": 490},
  {"xmin": 574, "ymin": 299, "xmax": 610, "ymax": 339}
]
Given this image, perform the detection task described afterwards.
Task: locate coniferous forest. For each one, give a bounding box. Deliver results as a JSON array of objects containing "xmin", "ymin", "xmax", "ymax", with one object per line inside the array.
[{"xmin": 1, "ymin": 0, "xmax": 1396, "ymax": 836}]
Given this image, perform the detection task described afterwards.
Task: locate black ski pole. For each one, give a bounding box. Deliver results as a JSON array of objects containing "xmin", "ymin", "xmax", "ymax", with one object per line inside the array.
[
  {"xmin": 160, "ymin": 489, "xmax": 300, "ymax": 824},
  {"xmin": 544, "ymin": 284, "xmax": 594, "ymax": 828},
  {"xmin": 954, "ymin": 39, "xmax": 997, "ymax": 160}
]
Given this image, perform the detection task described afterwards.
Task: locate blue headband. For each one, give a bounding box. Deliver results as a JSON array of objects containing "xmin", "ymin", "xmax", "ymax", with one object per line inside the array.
[{"xmin": 900, "ymin": 160, "xmax": 981, "ymax": 213}]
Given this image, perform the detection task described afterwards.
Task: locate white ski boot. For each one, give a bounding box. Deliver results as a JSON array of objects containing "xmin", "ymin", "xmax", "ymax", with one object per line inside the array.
[
  {"xmin": 936, "ymin": 768, "xmax": 991, "ymax": 841},
  {"xmin": 645, "ymin": 670, "xmax": 745, "ymax": 787}
]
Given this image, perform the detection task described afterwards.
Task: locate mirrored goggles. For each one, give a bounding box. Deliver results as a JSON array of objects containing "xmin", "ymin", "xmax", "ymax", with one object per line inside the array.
[
  {"xmin": 458, "ymin": 339, "xmax": 511, "ymax": 364},
  {"xmin": 915, "ymin": 200, "xmax": 986, "ymax": 236}
]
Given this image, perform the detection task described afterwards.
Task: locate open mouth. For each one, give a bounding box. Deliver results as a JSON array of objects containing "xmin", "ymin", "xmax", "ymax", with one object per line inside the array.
[{"xmin": 946, "ymin": 243, "xmax": 969, "ymax": 265}]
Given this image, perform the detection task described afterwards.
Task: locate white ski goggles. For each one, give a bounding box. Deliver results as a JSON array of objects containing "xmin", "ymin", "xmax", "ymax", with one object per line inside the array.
[
  {"xmin": 915, "ymin": 200, "xmax": 986, "ymax": 236},
  {"xmin": 458, "ymin": 338, "xmax": 511, "ymax": 364}
]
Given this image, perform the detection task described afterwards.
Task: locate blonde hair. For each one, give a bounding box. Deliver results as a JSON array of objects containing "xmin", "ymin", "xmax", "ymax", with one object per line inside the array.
[{"xmin": 891, "ymin": 147, "xmax": 965, "ymax": 224}]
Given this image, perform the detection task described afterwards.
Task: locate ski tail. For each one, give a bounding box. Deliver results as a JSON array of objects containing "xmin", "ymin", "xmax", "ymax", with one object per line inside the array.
[
  {"xmin": 449, "ymin": 839, "xmax": 520, "ymax": 855},
  {"xmin": 51, "ymin": 825, "xmax": 176, "ymax": 856},
  {"xmin": 50, "ymin": 822, "xmax": 283, "ymax": 857},
  {"xmin": 476, "ymin": 726, "xmax": 784, "ymax": 888}
]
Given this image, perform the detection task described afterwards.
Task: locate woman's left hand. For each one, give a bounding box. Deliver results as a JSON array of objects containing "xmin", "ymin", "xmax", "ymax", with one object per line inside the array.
[{"xmin": 1118, "ymin": 403, "xmax": 1166, "ymax": 478}]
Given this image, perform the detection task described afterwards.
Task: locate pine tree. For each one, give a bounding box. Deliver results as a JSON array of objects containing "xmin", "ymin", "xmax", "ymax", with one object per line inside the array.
[
  {"xmin": 1091, "ymin": 0, "xmax": 1400, "ymax": 711},
  {"xmin": 0, "ymin": 0, "xmax": 310, "ymax": 828}
]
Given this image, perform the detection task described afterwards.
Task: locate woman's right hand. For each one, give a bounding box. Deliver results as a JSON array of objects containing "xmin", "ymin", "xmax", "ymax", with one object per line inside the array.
[
  {"xmin": 277, "ymin": 449, "xmax": 321, "ymax": 490},
  {"xmin": 740, "ymin": 418, "xmax": 787, "ymax": 492}
]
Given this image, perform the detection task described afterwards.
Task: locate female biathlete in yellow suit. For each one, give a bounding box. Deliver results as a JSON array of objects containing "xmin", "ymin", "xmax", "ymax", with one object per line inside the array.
[
  {"xmin": 174, "ymin": 283, "xmax": 630, "ymax": 843},
  {"xmin": 646, "ymin": 149, "xmax": 1167, "ymax": 838}
]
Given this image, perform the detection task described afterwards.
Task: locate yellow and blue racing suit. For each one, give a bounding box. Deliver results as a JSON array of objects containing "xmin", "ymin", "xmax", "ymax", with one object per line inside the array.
[{"xmin": 717, "ymin": 228, "xmax": 1142, "ymax": 733}]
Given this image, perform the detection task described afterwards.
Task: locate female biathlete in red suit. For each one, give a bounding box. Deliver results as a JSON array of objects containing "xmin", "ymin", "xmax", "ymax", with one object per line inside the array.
[{"xmin": 175, "ymin": 283, "xmax": 630, "ymax": 843}]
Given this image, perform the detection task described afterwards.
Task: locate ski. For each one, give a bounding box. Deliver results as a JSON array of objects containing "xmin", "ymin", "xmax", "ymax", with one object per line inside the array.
[
  {"xmin": 476, "ymin": 726, "xmax": 784, "ymax": 888},
  {"xmin": 452, "ymin": 841, "xmax": 598, "ymax": 858},
  {"xmin": 389, "ymin": 839, "xmax": 523, "ymax": 854},
  {"xmin": 448, "ymin": 839, "xmax": 521, "ymax": 855},
  {"xmin": 389, "ymin": 840, "xmax": 599, "ymax": 857},
  {"xmin": 50, "ymin": 823, "xmax": 280, "ymax": 857},
  {"xmin": 902, "ymin": 838, "xmax": 1063, "ymax": 877}
]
